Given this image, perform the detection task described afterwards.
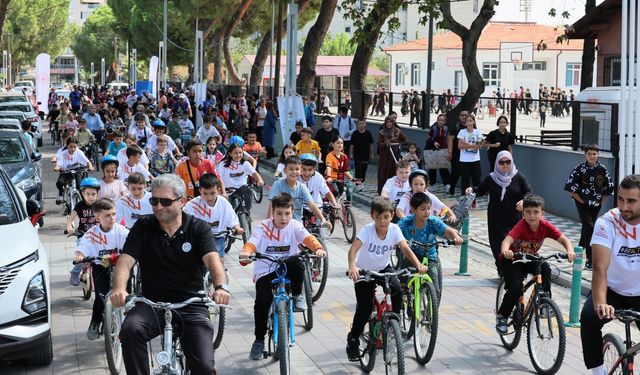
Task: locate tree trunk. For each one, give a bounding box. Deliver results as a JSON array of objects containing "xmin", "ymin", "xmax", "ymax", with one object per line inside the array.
[
  {"xmin": 0, "ymin": 0, "xmax": 10, "ymax": 44},
  {"xmin": 580, "ymin": 0, "xmax": 597, "ymax": 90},
  {"xmin": 208, "ymin": 28, "xmax": 224, "ymax": 84},
  {"xmin": 223, "ymin": 0, "xmax": 254, "ymax": 85},
  {"xmin": 439, "ymin": 0, "xmax": 496, "ymax": 123},
  {"xmin": 349, "ymin": 0, "xmax": 404, "ymax": 119},
  {"xmin": 249, "ymin": 30, "xmax": 273, "ymax": 92},
  {"xmin": 297, "ymin": 0, "xmax": 338, "ymax": 97}
]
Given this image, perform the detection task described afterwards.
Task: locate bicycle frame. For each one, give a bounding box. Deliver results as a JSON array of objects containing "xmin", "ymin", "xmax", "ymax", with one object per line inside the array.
[
  {"xmin": 271, "ymin": 263, "xmax": 295, "ymax": 350},
  {"xmin": 407, "ymin": 257, "xmax": 434, "ymax": 323}
]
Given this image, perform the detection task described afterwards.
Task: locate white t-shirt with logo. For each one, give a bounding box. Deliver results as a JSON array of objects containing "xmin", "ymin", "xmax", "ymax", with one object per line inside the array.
[
  {"xmin": 116, "ymin": 191, "xmax": 153, "ymax": 228},
  {"xmin": 117, "ymin": 147, "xmax": 149, "ymax": 167},
  {"xmin": 300, "ymin": 173, "xmax": 331, "ymax": 206},
  {"xmin": 591, "ymin": 208, "xmax": 640, "ymax": 296},
  {"xmin": 217, "ymin": 161, "xmax": 256, "ymax": 189},
  {"xmin": 356, "ymin": 222, "xmax": 405, "ymax": 271},
  {"xmin": 457, "ymin": 129, "xmax": 483, "ymax": 163},
  {"xmin": 56, "ymin": 149, "xmax": 90, "ymax": 170},
  {"xmin": 248, "ymin": 218, "xmax": 311, "ymax": 281},
  {"xmin": 118, "ymin": 162, "xmax": 152, "ymax": 182},
  {"xmin": 77, "ymin": 223, "xmax": 130, "ymax": 265},
  {"xmin": 183, "ymin": 195, "xmax": 239, "ymax": 233},
  {"xmin": 382, "ymin": 176, "xmax": 411, "ymax": 208},
  {"xmin": 396, "ymin": 191, "xmax": 447, "ymax": 217}
]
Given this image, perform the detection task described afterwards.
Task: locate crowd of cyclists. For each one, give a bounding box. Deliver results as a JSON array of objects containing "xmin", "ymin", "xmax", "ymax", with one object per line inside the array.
[{"xmin": 41, "ymin": 83, "xmax": 640, "ymax": 375}]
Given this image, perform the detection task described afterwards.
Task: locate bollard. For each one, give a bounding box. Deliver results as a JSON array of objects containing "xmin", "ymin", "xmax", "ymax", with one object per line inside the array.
[
  {"xmin": 565, "ymin": 246, "xmax": 584, "ymax": 327},
  {"xmin": 455, "ymin": 218, "xmax": 471, "ymax": 276}
]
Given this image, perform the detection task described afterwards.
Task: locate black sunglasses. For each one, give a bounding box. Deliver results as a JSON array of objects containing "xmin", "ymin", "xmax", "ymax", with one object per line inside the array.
[
  {"xmin": 498, "ymin": 159, "xmax": 512, "ymax": 165},
  {"xmin": 149, "ymin": 196, "xmax": 182, "ymax": 207}
]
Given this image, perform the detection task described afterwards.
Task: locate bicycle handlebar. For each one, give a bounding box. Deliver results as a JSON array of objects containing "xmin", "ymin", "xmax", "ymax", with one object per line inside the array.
[
  {"xmin": 125, "ymin": 295, "xmax": 227, "ymax": 312},
  {"xmin": 614, "ymin": 309, "xmax": 640, "ymax": 322},
  {"xmin": 212, "ymin": 228, "xmax": 241, "ymax": 240},
  {"xmin": 345, "ymin": 268, "xmax": 409, "ymax": 280},
  {"xmin": 409, "ymin": 238, "xmax": 458, "ymax": 250},
  {"xmin": 512, "ymin": 252, "xmax": 568, "ymax": 264},
  {"xmin": 72, "ymin": 254, "xmax": 119, "ymax": 265}
]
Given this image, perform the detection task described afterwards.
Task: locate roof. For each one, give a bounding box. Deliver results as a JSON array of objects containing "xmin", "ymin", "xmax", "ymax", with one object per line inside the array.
[
  {"xmin": 567, "ymin": 0, "xmax": 620, "ymax": 39},
  {"xmin": 384, "ymin": 22, "xmax": 583, "ymax": 52},
  {"xmin": 242, "ymin": 55, "xmax": 388, "ymax": 77}
]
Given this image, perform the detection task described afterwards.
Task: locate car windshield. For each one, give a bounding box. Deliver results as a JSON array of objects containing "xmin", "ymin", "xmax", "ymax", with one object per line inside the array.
[
  {"xmin": 0, "ymin": 104, "xmax": 31, "ymax": 113},
  {"xmin": 0, "ymin": 178, "xmax": 19, "ymax": 225},
  {"xmin": 0, "ymin": 114, "xmax": 25, "ymax": 121},
  {"xmin": 0, "ymin": 96, "xmax": 27, "ymax": 103},
  {"xmin": 0, "ymin": 137, "xmax": 27, "ymax": 163}
]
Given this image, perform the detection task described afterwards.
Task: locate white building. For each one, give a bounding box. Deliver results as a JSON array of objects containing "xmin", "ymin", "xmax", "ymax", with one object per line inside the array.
[
  {"xmin": 384, "ymin": 22, "xmax": 584, "ymax": 98},
  {"xmin": 68, "ymin": 0, "xmax": 106, "ymax": 26}
]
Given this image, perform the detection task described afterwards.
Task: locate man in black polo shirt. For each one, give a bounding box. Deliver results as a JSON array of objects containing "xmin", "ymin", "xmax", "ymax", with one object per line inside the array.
[
  {"xmin": 110, "ymin": 174, "xmax": 230, "ymax": 375},
  {"xmin": 314, "ymin": 115, "xmax": 339, "ymax": 175}
]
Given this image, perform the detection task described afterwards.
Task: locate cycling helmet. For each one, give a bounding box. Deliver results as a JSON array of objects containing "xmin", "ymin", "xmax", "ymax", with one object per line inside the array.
[
  {"xmin": 101, "ymin": 154, "xmax": 119, "ymax": 168},
  {"xmin": 80, "ymin": 177, "xmax": 101, "ymax": 190},
  {"xmin": 152, "ymin": 119, "xmax": 165, "ymax": 128},
  {"xmin": 299, "ymin": 153, "xmax": 318, "ymax": 166},
  {"xmin": 409, "ymin": 169, "xmax": 429, "ymax": 185},
  {"xmin": 229, "ymin": 135, "xmax": 245, "ymax": 147}
]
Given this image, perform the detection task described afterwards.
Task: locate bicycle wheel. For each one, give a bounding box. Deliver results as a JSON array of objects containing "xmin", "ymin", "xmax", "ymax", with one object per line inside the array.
[
  {"xmin": 238, "ymin": 213, "xmax": 251, "ymax": 244},
  {"xmin": 206, "ymin": 280, "xmax": 226, "ymax": 349},
  {"xmin": 70, "ymin": 190, "xmax": 82, "ymax": 214},
  {"xmin": 526, "ymin": 297, "xmax": 566, "ymax": 375},
  {"xmin": 81, "ymin": 264, "xmax": 92, "ymax": 300},
  {"xmin": 104, "ymin": 297, "xmax": 123, "ymax": 374},
  {"xmin": 253, "ymin": 184, "xmax": 263, "ymax": 203},
  {"xmin": 302, "ymin": 263, "xmax": 314, "ymax": 331},
  {"xmin": 603, "ymin": 333, "xmax": 627, "ymax": 375},
  {"xmin": 359, "ymin": 320, "xmax": 377, "ymax": 373},
  {"xmin": 435, "ymin": 259, "xmax": 443, "ymax": 305},
  {"xmin": 92, "ymin": 144, "xmax": 100, "ymax": 172},
  {"xmin": 400, "ymin": 292, "xmax": 412, "ymax": 337},
  {"xmin": 342, "ymin": 206, "xmax": 357, "ymax": 244},
  {"xmin": 496, "ymin": 279, "xmax": 522, "ymax": 350},
  {"xmin": 310, "ymin": 235, "xmax": 329, "ymax": 302},
  {"xmin": 383, "ymin": 318, "xmax": 405, "ymax": 375},
  {"xmin": 413, "ymin": 282, "xmax": 438, "ymax": 365},
  {"xmin": 276, "ymin": 299, "xmax": 291, "ymax": 374}
]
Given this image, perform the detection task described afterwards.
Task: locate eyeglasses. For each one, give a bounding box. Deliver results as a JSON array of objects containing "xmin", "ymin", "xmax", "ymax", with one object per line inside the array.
[
  {"xmin": 498, "ymin": 159, "xmax": 512, "ymax": 165},
  {"xmin": 149, "ymin": 196, "xmax": 182, "ymax": 207}
]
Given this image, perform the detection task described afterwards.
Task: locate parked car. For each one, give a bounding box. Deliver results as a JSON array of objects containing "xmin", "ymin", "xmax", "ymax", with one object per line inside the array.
[
  {"xmin": 0, "ymin": 102, "xmax": 42, "ymax": 147},
  {"xmin": 0, "ymin": 163, "xmax": 51, "ymax": 365},
  {"xmin": 0, "ymin": 128, "xmax": 42, "ymax": 203},
  {"xmin": 0, "ymin": 92, "xmax": 29, "ymax": 105},
  {"xmin": 0, "ymin": 118, "xmax": 23, "ymax": 131},
  {"xmin": 0, "ymin": 111, "xmax": 28, "ymax": 125}
]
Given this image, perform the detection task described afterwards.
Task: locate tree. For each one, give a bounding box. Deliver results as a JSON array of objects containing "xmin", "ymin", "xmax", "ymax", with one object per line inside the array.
[
  {"xmin": 320, "ymin": 32, "xmax": 356, "ymax": 56},
  {"xmin": 579, "ymin": 0, "xmax": 596, "ymax": 90},
  {"xmin": 0, "ymin": 0, "xmax": 10, "ymax": 44},
  {"xmin": 223, "ymin": 0, "xmax": 254, "ymax": 85},
  {"xmin": 297, "ymin": 0, "xmax": 338, "ymax": 94}
]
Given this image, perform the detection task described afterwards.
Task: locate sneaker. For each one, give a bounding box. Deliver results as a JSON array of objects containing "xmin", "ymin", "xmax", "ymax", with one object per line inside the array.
[
  {"xmin": 584, "ymin": 261, "xmax": 593, "ymax": 270},
  {"xmin": 346, "ymin": 333, "xmax": 360, "ymax": 361},
  {"xmin": 292, "ymin": 294, "xmax": 307, "ymax": 312},
  {"xmin": 444, "ymin": 184, "xmax": 451, "ymax": 192},
  {"xmin": 249, "ymin": 340, "xmax": 264, "ymax": 360},
  {"xmin": 56, "ymin": 195, "xmax": 64, "ymax": 205},
  {"xmin": 86, "ymin": 321, "xmax": 100, "ymax": 341},
  {"xmin": 496, "ymin": 315, "xmax": 508, "ymax": 335},
  {"xmin": 69, "ymin": 270, "xmax": 80, "ymax": 286}
]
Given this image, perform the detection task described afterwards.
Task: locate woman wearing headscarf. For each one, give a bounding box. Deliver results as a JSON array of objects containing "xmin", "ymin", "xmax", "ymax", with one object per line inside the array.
[
  {"xmin": 377, "ymin": 116, "xmax": 407, "ymax": 194},
  {"xmin": 465, "ymin": 150, "xmax": 531, "ymax": 275}
]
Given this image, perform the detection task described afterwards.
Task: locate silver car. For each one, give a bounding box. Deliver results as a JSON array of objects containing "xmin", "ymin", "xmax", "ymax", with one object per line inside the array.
[{"xmin": 0, "ymin": 102, "xmax": 41, "ymax": 147}]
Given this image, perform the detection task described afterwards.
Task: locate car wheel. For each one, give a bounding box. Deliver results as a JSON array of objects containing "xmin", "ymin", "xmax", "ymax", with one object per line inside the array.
[{"xmin": 26, "ymin": 332, "xmax": 53, "ymax": 366}]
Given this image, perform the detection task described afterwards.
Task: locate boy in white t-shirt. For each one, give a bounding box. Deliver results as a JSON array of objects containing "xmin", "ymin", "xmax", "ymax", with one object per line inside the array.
[
  {"xmin": 74, "ymin": 198, "xmax": 130, "ymax": 341},
  {"xmin": 239, "ymin": 193, "xmax": 326, "ymax": 361},
  {"xmin": 117, "ymin": 136, "xmax": 150, "ymax": 168},
  {"xmin": 115, "ymin": 173, "xmax": 153, "ymax": 228},
  {"xmin": 195, "ymin": 115, "xmax": 221, "ymax": 144},
  {"xmin": 300, "ymin": 153, "xmax": 338, "ymax": 207},
  {"xmin": 183, "ymin": 173, "xmax": 243, "ymax": 257},
  {"xmin": 381, "ymin": 160, "xmax": 412, "ymax": 212},
  {"xmin": 345, "ymin": 196, "xmax": 427, "ymax": 362},
  {"xmin": 118, "ymin": 146, "xmax": 153, "ymax": 183},
  {"xmin": 54, "ymin": 136, "xmax": 94, "ymax": 203}
]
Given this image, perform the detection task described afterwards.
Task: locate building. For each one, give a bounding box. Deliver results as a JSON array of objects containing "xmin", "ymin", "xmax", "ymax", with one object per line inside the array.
[
  {"xmin": 68, "ymin": 0, "xmax": 106, "ymax": 25},
  {"xmin": 384, "ymin": 22, "xmax": 584, "ymax": 98}
]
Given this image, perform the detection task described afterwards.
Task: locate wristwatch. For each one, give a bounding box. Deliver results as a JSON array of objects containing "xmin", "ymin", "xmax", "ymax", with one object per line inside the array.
[{"xmin": 214, "ymin": 283, "xmax": 230, "ymax": 293}]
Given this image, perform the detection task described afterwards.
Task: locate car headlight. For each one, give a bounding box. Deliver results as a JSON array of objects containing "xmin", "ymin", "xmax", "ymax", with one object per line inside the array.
[
  {"xmin": 22, "ymin": 271, "xmax": 47, "ymax": 314},
  {"xmin": 15, "ymin": 175, "xmax": 37, "ymax": 191}
]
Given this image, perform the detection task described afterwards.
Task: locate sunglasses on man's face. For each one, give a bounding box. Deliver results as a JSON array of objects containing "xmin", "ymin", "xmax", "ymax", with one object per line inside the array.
[
  {"xmin": 149, "ymin": 196, "xmax": 182, "ymax": 207},
  {"xmin": 498, "ymin": 159, "xmax": 512, "ymax": 165}
]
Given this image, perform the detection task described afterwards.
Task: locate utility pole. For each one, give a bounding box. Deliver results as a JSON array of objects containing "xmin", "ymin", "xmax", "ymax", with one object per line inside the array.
[
  {"xmin": 425, "ymin": 15, "xmax": 434, "ymax": 128},
  {"xmin": 90, "ymin": 62, "xmax": 94, "ymax": 86},
  {"xmin": 274, "ymin": 0, "xmax": 284, "ymax": 98},
  {"xmin": 114, "ymin": 35, "xmax": 119, "ymax": 83},
  {"xmin": 162, "ymin": 0, "xmax": 168, "ymax": 89},
  {"xmin": 269, "ymin": 0, "xmax": 275, "ymax": 98}
]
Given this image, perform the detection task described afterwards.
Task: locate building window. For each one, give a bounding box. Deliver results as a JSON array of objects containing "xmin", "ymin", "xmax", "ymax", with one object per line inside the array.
[
  {"xmin": 402, "ymin": 32, "xmax": 407, "ymax": 41},
  {"xmin": 603, "ymin": 56, "xmax": 621, "ymax": 86},
  {"xmin": 411, "ymin": 63, "xmax": 421, "ymax": 86},
  {"xmin": 395, "ymin": 63, "xmax": 406, "ymax": 86},
  {"xmin": 345, "ymin": 26, "xmax": 351, "ymax": 33},
  {"xmin": 80, "ymin": 11, "xmax": 93, "ymax": 19},
  {"xmin": 482, "ymin": 63, "xmax": 500, "ymax": 86},
  {"xmin": 522, "ymin": 61, "xmax": 547, "ymax": 70},
  {"xmin": 566, "ymin": 63, "xmax": 582, "ymax": 86}
]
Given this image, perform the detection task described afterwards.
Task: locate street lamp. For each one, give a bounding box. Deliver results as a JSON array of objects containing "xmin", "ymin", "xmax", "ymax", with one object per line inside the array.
[{"xmin": 90, "ymin": 62, "xmax": 94, "ymax": 86}]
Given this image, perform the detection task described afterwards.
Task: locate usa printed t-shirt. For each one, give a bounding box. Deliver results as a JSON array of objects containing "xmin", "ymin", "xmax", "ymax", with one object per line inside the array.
[
  {"xmin": 591, "ymin": 208, "xmax": 640, "ymax": 296},
  {"xmin": 507, "ymin": 218, "xmax": 562, "ymax": 254},
  {"xmin": 382, "ymin": 176, "xmax": 410, "ymax": 207},
  {"xmin": 217, "ymin": 161, "xmax": 256, "ymax": 189},
  {"xmin": 183, "ymin": 195, "xmax": 239, "ymax": 233},
  {"xmin": 116, "ymin": 191, "xmax": 153, "ymax": 228},
  {"xmin": 398, "ymin": 214, "xmax": 447, "ymax": 260},
  {"xmin": 77, "ymin": 223, "xmax": 130, "ymax": 265},
  {"xmin": 356, "ymin": 222, "xmax": 405, "ymax": 271}
]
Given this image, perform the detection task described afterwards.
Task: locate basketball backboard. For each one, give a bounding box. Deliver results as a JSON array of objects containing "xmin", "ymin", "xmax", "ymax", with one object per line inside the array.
[{"xmin": 499, "ymin": 42, "xmax": 534, "ymax": 64}]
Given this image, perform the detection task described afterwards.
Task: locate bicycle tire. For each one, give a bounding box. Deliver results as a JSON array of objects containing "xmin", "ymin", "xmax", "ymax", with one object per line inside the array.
[
  {"xmin": 206, "ymin": 280, "xmax": 226, "ymax": 350},
  {"xmin": 70, "ymin": 190, "xmax": 82, "ymax": 214},
  {"xmin": 400, "ymin": 292, "xmax": 412, "ymax": 338},
  {"xmin": 496, "ymin": 279, "xmax": 523, "ymax": 350},
  {"xmin": 302, "ymin": 263, "xmax": 313, "ymax": 331},
  {"xmin": 603, "ymin": 333, "xmax": 628, "ymax": 375},
  {"xmin": 359, "ymin": 319, "xmax": 377, "ymax": 373},
  {"xmin": 413, "ymin": 282, "xmax": 439, "ymax": 365},
  {"xmin": 436, "ymin": 259, "xmax": 443, "ymax": 305},
  {"xmin": 526, "ymin": 297, "xmax": 566, "ymax": 375},
  {"xmin": 104, "ymin": 297, "xmax": 123, "ymax": 375},
  {"xmin": 238, "ymin": 213, "xmax": 251, "ymax": 244},
  {"xmin": 81, "ymin": 265, "xmax": 92, "ymax": 300},
  {"xmin": 253, "ymin": 185, "xmax": 263, "ymax": 203},
  {"xmin": 311, "ymin": 235, "xmax": 329, "ymax": 303},
  {"xmin": 342, "ymin": 206, "xmax": 356, "ymax": 244},
  {"xmin": 92, "ymin": 144, "xmax": 100, "ymax": 172},
  {"xmin": 276, "ymin": 299, "xmax": 291, "ymax": 374},
  {"xmin": 50, "ymin": 128, "xmax": 56, "ymax": 145},
  {"xmin": 384, "ymin": 318, "xmax": 405, "ymax": 375}
]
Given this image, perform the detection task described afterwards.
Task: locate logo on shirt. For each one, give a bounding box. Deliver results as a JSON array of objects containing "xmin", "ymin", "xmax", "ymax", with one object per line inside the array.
[
  {"xmin": 367, "ymin": 243, "xmax": 392, "ymax": 256},
  {"xmin": 124, "ymin": 196, "xmax": 141, "ymax": 210},
  {"xmin": 230, "ymin": 172, "xmax": 244, "ymax": 178},
  {"xmin": 594, "ymin": 224, "xmax": 608, "ymax": 240},
  {"xmin": 191, "ymin": 201, "xmax": 212, "ymax": 218},
  {"xmin": 260, "ymin": 223, "xmax": 281, "ymax": 241},
  {"xmin": 513, "ymin": 240, "xmax": 540, "ymax": 254},
  {"xmin": 86, "ymin": 231, "xmax": 108, "ymax": 246},
  {"xmin": 612, "ymin": 215, "xmax": 638, "ymax": 240},
  {"xmin": 182, "ymin": 242, "xmax": 192, "ymax": 253},
  {"xmin": 618, "ymin": 246, "xmax": 640, "ymax": 257},
  {"xmin": 98, "ymin": 248, "xmax": 119, "ymax": 256},
  {"xmin": 265, "ymin": 245, "xmax": 290, "ymax": 254}
]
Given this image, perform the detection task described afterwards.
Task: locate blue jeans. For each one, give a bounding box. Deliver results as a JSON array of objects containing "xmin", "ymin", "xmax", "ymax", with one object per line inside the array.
[
  {"xmin": 71, "ymin": 238, "xmax": 82, "ymax": 274},
  {"xmin": 215, "ymin": 237, "xmax": 225, "ymax": 258}
]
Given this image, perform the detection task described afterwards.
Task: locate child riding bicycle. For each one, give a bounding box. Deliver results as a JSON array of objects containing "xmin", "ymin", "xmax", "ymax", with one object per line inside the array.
[{"xmin": 54, "ymin": 136, "xmax": 94, "ymax": 204}]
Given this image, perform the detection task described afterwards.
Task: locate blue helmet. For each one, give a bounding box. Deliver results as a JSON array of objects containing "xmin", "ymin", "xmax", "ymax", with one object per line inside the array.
[
  {"xmin": 299, "ymin": 153, "xmax": 318, "ymax": 166},
  {"xmin": 152, "ymin": 119, "xmax": 165, "ymax": 128},
  {"xmin": 80, "ymin": 177, "xmax": 101, "ymax": 190},
  {"xmin": 409, "ymin": 169, "xmax": 429, "ymax": 185},
  {"xmin": 229, "ymin": 135, "xmax": 244, "ymax": 147},
  {"xmin": 100, "ymin": 155, "xmax": 119, "ymax": 168}
]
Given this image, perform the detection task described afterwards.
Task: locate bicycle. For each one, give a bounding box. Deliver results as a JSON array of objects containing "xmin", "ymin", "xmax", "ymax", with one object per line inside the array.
[
  {"xmin": 248, "ymin": 173, "xmax": 264, "ymax": 203},
  {"xmin": 65, "ymin": 229, "xmax": 92, "ymax": 299},
  {"xmin": 226, "ymin": 184, "xmax": 253, "ymax": 244},
  {"xmin": 48, "ymin": 120, "xmax": 61, "ymax": 146},
  {"xmin": 330, "ymin": 179, "xmax": 358, "ymax": 243},
  {"xmin": 301, "ymin": 208, "xmax": 330, "ymax": 302},
  {"xmin": 124, "ymin": 295, "xmax": 225, "ymax": 375},
  {"xmin": 349, "ymin": 268, "xmax": 408, "ymax": 375},
  {"xmin": 81, "ymin": 141, "xmax": 100, "ymax": 172},
  {"xmin": 203, "ymin": 269, "xmax": 228, "ymax": 351},
  {"xmin": 213, "ymin": 228, "xmax": 242, "ymax": 257},
  {"xmin": 60, "ymin": 166, "xmax": 87, "ymax": 216},
  {"xmin": 603, "ymin": 309, "xmax": 640, "ymax": 375},
  {"xmin": 495, "ymin": 252, "xmax": 568, "ymax": 375}
]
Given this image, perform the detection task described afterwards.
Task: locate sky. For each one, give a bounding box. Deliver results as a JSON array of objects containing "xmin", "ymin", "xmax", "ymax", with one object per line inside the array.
[{"xmin": 492, "ymin": 0, "xmax": 605, "ymax": 26}]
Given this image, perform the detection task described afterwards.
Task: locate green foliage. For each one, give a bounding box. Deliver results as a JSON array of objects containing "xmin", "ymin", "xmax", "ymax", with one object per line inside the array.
[
  {"xmin": 370, "ymin": 52, "xmax": 389, "ymax": 72},
  {"xmin": 4, "ymin": 0, "xmax": 74, "ymax": 69},
  {"xmin": 230, "ymin": 37, "xmax": 258, "ymax": 67},
  {"xmin": 72, "ymin": 5, "xmax": 123, "ymax": 75},
  {"xmin": 319, "ymin": 33, "xmax": 356, "ymax": 56}
]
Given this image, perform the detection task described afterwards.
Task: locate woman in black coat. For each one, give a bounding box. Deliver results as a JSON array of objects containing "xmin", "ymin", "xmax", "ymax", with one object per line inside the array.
[{"xmin": 465, "ymin": 150, "xmax": 531, "ymax": 275}]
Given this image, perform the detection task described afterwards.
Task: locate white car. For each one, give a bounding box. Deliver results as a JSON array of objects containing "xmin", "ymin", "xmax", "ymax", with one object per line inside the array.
[{"xmin": 0, "ymin": 165, "xmax": 51, "ymax": 365}]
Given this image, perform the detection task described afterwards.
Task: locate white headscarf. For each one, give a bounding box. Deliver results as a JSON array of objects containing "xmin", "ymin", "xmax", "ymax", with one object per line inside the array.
[{"xmin": 490, "ymin": 150, "xmax": 518, "ymax": 201}]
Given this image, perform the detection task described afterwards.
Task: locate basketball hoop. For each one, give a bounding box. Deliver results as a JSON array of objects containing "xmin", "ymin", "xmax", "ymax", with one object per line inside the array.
[{"xmin": 514, "ymin": 59, "xmax": 523, "ymax": 70}]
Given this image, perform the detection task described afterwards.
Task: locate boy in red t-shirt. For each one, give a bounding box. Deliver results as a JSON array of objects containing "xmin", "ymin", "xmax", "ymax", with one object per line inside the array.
[{"xmin": 495, "ymin": 193, "xmax": 575, "ymax": 335}]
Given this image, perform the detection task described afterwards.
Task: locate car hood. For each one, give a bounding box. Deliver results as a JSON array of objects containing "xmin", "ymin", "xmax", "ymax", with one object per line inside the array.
[
  {"xmin": 0, "ymin": 220, "xmax": 39, "ymax": 266},
  {"xmin": 4, "ymin": 161, "xmax": 35, "ymax": 184}
]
